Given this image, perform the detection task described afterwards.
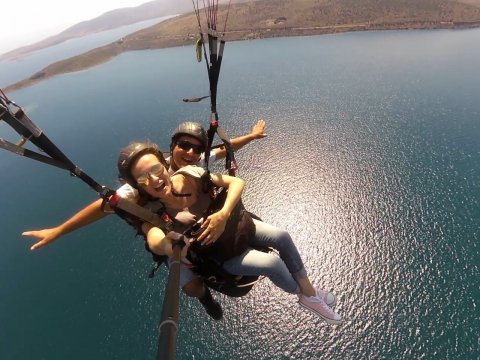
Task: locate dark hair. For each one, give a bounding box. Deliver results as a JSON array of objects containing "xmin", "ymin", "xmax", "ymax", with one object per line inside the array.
[
  {"xmin": 117, "ymin": 141, "xmax": 167, "ymax": 189},
  {"xmin": 170, "ymin": 121, "xmax": 208, "ymax": 151}
]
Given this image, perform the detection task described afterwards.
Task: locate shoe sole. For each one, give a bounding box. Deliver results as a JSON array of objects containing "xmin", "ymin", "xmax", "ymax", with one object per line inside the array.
[{"xmin": 298, "ymin": 301, "xmax": 343, "ymax": 325}]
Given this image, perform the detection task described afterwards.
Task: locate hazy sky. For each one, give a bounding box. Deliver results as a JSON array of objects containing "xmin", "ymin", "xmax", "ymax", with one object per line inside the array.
[{"xmin": 0, "ymin": 0, "xmax": 151, "ymax": 54}]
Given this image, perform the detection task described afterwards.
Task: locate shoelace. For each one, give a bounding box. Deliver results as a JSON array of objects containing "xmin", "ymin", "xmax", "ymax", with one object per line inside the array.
[
  {"xmin": 315, "ymin": 289, "xmax": 326, "ymax": 300},
  {"xmin": 307, "ymin": 294, "xmax": 326, "ymax": 303},
  {"xmin": 304, "ymin": 294, "xmax": 331, "ymax": 310}
]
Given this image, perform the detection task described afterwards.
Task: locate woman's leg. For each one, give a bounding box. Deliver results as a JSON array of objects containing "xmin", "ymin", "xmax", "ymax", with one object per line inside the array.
[
  {"xmin": 222, "ymin": 248, "xmax": 299, "ymax": 294},
  {"xmin": 241, "ymin": 221, "xmax": 343, "ymax": 324},
  {"xmin": 222, "ymin": 247, "xmax": 342, "ymax": 324},
  {"xmin": 251, "ymin": 220, "xmax": 316, "ymax": 296},
  {"xmin": 251, "ymin": 220, "xmax": 337, "ymax": 312}
]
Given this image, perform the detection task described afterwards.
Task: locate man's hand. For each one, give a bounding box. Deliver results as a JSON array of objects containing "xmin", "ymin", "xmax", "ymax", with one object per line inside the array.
[{"xmin": 250, "ymin": 119, "xmax": 267, "ymax": 139}]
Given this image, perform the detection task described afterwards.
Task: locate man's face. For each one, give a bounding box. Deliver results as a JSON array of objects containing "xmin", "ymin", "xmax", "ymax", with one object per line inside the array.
[{"xmin": 171, "ymin": 135, "xmax": 204, "ymax": 169}]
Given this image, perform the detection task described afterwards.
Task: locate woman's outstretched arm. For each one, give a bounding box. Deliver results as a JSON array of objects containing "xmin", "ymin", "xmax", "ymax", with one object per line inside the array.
[{"xmin": 22, "ymin": 198, "xmax": 108, "ymax": 251}]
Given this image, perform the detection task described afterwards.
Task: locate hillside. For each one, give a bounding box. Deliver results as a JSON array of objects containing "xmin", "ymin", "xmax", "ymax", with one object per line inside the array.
[
  {"xmin": 5, "ymin": 0, "xmax": 480, "ymax": 92},
  {"xmin": 0, "ymin": 0, "xmax": 244, "ymax": 61},
  {"xmin": 0, "ymin": 0, "xmax": 195, "ymax": 61}
]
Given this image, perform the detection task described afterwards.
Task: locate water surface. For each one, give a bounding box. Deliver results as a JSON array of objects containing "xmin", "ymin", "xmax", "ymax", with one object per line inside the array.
[{"xmin": 0, "ymin": 29, "xmax": 479, "ymax": 359}]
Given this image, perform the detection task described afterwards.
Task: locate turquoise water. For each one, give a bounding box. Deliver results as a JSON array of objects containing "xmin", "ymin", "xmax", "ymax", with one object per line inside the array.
[{"xmin": 1, "ymin": 29, "xmax": 479, "ymax": 359}]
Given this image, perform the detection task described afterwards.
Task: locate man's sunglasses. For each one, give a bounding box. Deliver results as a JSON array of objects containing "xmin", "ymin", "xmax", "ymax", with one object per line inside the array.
[
  {"xmin": 176, "ymin": 139, "xmax": 205, "ymax": 154},
  {"xmin": 136, "ymin": 163, "xmax": 165, "ymax": 186}
]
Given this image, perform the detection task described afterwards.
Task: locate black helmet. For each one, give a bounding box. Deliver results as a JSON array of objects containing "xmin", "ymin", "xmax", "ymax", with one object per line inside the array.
[
  {"xmin": 117, "ymin": 141, "xmax": 166, "ymax": 188},
  {"xmin": 171, "ymin": 121, "xmax": 208, "ymax": 150}
]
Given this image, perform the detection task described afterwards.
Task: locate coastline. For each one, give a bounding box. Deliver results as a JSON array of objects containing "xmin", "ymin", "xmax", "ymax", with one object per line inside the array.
[{"xmin": 4, "ymin": 19, "xmax": 480, "ymax": 93}]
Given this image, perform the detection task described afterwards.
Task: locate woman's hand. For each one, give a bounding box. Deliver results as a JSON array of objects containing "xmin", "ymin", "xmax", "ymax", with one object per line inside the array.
[
  {"xmin": 22, "ymin": 227, "xmax": 62, "ymax": 251},
  {"xmin": 165, "ymin": 231, "xmax": 191, "ymax": 259},
  {"xmin": 196, "ymin": 210, "xmax": 228, "ymax": 245},
  {"xmin": 196, "ymin": 173, "xmax": 244, "ymax": 246}
]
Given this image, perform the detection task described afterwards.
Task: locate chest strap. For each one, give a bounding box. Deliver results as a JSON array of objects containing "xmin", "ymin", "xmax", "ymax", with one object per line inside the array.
[{"xmin": 107, "ymin": 193, "xmax": 174, "ymax": 231}]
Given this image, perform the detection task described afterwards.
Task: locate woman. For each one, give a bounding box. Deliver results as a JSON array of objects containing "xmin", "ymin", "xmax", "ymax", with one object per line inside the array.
[{"xmin": 120, "ymin": 141, "xmax": 343, "ymax": 325}]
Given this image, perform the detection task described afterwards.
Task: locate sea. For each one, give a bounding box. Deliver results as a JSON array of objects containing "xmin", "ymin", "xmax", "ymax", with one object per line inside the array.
[{"xmin": 0, "ymin": 27, "xmax": 479, "ymax": 360}]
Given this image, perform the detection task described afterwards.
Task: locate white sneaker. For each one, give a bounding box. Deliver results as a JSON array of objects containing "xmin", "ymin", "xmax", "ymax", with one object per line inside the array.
[
  {"xmin": 298, "ymin": 293, "xmax": 343, "ymax": 325},
  {"xmin": 297, "ymin": 288, "xmax": 337, "ymax": 307}
]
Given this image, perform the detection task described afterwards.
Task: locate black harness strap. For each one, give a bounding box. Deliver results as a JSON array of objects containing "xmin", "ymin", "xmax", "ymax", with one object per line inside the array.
[
  {"xmin": 203, "ymin": 119, "xmax": 237, "ymax": 176},
  {"xmin": 0, "ymin": 138, "xmax": 70, "ymax": 170},
  {"xmin": 0, "ymin": 99, "xmax": 107, "ymax": 196},
  {"xmin": 215, "ymin": 125, "xmax": 237, "ymax": 175},
  {"xmin": 108, "ymin": 193, "xmax": 174, "ymax": 230},
  {"xmin": 182, "ymin": 96, "xmax": 209, "ymax": 103}
]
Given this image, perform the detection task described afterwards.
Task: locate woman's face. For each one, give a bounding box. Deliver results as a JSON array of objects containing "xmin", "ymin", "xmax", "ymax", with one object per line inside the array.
[
  {"xmin": 131, "ymin": 153, "xmax": 171, "ymax": 198},
  {"xmin": 171, "ymin": 135, "xmax": 204, "ymax": 170}
]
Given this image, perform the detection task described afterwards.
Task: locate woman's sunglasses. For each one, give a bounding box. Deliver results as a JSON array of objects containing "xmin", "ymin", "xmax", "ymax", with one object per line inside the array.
[
  {"xmin": 136, "ymin": 163, "xmax": 165, "ymax": 186},
  {"xmin": 176, "ymin": 139, "xmax": 205, "ymax": 154}
]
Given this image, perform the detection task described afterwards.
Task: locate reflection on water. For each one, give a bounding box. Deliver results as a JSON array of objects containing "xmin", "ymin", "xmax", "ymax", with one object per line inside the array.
[{"xmin": 0, "ymin": 29, "xmax": 479, "ymax": 359}]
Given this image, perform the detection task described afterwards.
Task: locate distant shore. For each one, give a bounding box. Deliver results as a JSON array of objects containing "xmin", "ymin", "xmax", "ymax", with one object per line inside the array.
[{"xmin": 4, "ymin": 19, "xmax": 480, "ymax": 93}]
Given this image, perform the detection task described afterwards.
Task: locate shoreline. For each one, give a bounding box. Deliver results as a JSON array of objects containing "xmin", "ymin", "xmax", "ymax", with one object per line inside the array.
[{"xmin": 4, "ymin": 20, "xmax": 480, "ymax": 93}]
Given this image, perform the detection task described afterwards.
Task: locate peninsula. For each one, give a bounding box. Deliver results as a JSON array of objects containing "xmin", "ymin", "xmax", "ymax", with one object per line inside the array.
[{"xmin": 5, "ymin": 0, "xmax": 480, "ymax": 92}]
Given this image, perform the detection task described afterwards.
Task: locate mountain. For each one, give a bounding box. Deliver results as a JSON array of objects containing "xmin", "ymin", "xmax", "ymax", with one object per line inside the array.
[
  {"xmin": 0, "ymin": 0, "xmax": 194, "ymax": 60},
  {"xmin": 5, "ymin": 0, "xmax": 480, "ymax": 92}
]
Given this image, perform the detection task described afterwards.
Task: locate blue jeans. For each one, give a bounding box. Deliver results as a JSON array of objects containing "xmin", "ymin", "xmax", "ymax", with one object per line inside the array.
[{"xmin": 221, "ymin": 219, "xmax": 307, "ymax": 294}]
